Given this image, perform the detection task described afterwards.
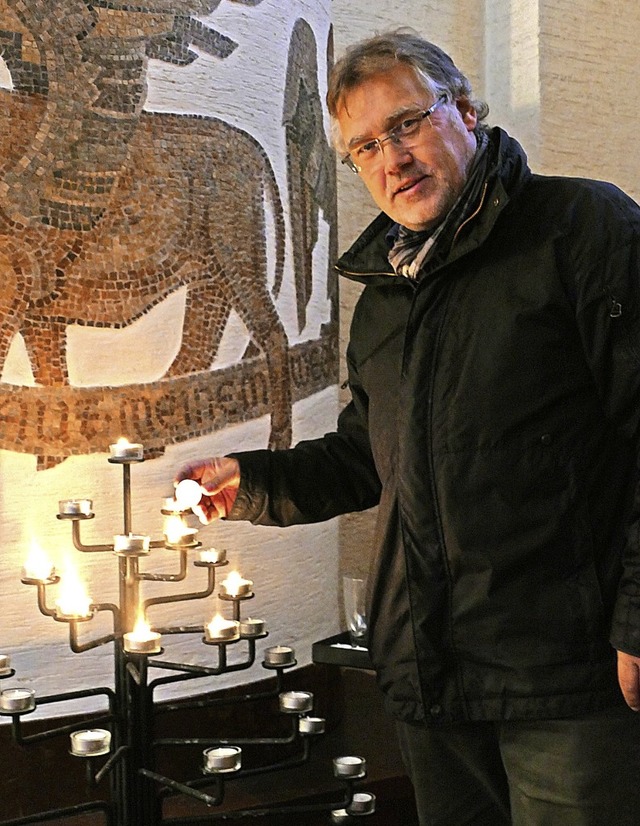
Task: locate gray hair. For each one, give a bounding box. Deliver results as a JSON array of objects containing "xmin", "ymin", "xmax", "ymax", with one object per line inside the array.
[{"xmin": 327, "ymin": 28, "xmax": 490, "ymax": 152}]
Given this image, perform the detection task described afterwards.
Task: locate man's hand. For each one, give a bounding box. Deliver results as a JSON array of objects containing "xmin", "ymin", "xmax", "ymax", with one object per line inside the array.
[
  {"xmin": 174, "ymin": 457, "xmax": 240, "ymax": 524},
  {"xmin": 617, "ymin": 650, "xmax": 640, "ymax": 711}
]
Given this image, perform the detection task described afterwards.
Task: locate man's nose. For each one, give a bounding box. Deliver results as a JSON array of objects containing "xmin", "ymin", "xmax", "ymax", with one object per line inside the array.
[{"xmin": 381, "ymin": 138, "xmax": 413, "ymax": 173}]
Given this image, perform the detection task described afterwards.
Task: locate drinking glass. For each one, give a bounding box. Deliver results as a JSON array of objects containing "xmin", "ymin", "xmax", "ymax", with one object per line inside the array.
[{"xmin": 342, "ymin": 576, "xmax": 368, "ymax": 648}]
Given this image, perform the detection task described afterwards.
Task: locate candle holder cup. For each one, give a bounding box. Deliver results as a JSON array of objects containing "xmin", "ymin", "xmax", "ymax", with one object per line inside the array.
[{"xmin": 0, "ymin": 687, "xmax": 36, "ymax": 714}]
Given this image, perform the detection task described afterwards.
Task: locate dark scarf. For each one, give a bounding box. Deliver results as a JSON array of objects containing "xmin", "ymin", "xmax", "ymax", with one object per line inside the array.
[{"xmin": 388, "ymin": 131, "xmax": 490, "ymax": 279}]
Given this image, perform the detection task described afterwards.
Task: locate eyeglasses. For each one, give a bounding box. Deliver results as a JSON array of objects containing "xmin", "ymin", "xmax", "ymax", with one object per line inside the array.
[{"xmin": 341, "ymin": 94, "xmax": 448, "ymax": 174}]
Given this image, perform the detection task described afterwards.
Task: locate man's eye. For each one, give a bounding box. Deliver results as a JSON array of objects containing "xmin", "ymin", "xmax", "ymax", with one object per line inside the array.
[
  {"xmin": 356, "ymin": 140, "xmax": 379, "ymax": 156},
  {"xmin": 397, "ymin": 116, "xmax": 421, "ymax": 135}
]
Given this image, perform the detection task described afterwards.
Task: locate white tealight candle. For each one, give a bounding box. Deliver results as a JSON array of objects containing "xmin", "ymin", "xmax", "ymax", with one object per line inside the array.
[
  {"xmin": 279, "ymin": 691, "xmax": 314, "ymax": 714},
  {"xmin": 299, "ymin": 716, "xmax": 326, "ymax": 735},
  {"xmin": 55, "ymin": 596, "xmax": 93, "ymax": 621},
  {"xmin": 333, "ymin": 756, "xmax": 366, "ymax": 778},
  {"xmin": 22, "ymin": 544, "xmax": 56, "ymax": 582},
  {"xmin": 70, "ymin": 729, "xmax": 111, "ymax": 757},
  {"xmin": 114, "ymin": 534, "xmax": 151, "ymax": 555},
  {"xmin": 264, "ymin": 645, "xmax": 295, "ymax": 666},
  {"xmin": 174, "ymin": 479, "xmax": 203, "ymax": 510},
  {"xmin": 0, "ymin": 655, "xmax": 11, "ymax": 676},
  {"xmin": 58, "ymin": 499, "xmax": 93, "ymax": 516},
  {"xmin": 239, "ymin": 617, "xmax": 265, "ymax": 637},
  {"xmin": 164, "ymin": 527, "xmax": 198, "ymax": 548},
  {"xmin": 205, "ymin": 615, "xmax": 240, "ymax": 643},
  {"xmin": 197, "ymin": 547, "xmax": 227, "ymax": 565},
  {"xmin": 346, "ymin": 793, "xmax": 376, "ymax": 816},
  {"xmin": 220, "ymin": 572, "xmax": 253, "ymax": 598},
  {"xmin": 123, "ymin": 629, "xmax": 162, "ymax": 655},
  {"xmin": 203, "ymin": 746, "xmax": 242, "ymax": 774},
  {"xmin": 0, "ymin": 688, "xmax": 36, "ymax": 713},
  {"xmin": 21, "ymin": 560, "xmax": 56, "ymax": 583},
  {"xmin": 109, "ymin": 439, "xmax": 143, "ymax": 461}
]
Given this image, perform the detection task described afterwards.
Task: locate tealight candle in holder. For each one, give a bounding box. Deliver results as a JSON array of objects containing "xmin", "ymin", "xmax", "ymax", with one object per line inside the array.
[
  {"xmin": 114, "ymin": 533, "xmax": 151, "ymax": 556},
  {"xmin": 123, "ymin": 627, "xmax": 162, "ymax": 655},
  {"xmin": 205, "ymin": 615, "xmax": 240, "ymax": 643},
  {"xmin": 58, "ymin": 498, "xmax": 93, "ymax": 517},
  {"xmin": 21, "ymin": 558, "xmax": 56, "ymax": 583},
  {"xmin": 22, "ymin": 543, "xmax": 56, "ymax": 583},
  {"xmin": 299, "ymin": 716, "xmax": 326, "ymax": 735},
  {"xmin": 109, "ymin": 438, "xmax": 143, "ymax": 461},
  {"xmin": 203, "ymin": 745, "xmax": 242, "ymax": 774},
  {"xmin": 70, "ymin": 728, "xmax": 111, "ymax": 757},
  {"xmin": 197, "ymin": 547, "xmax": 227, "ymax": 565},
  {"xmin": 346, "ymin": 792, "xmax": 376, "ymax": 816},
  {"xmin": 0, "ymin": 655, "xmax": 11, "ymax": 677},
  {"xmin": 279, "ymin": 691, "xmax": 313, "ymax": 714},
  {"xmin": 163, "ymin": 514, "xmax": 198, "ymax": 548},
  {"xmin": 220, "ymin": 571, "xmax": 253, "ymax": 598},
  {"xmin": 264, "ymin": 645, "xmax": 295, "ymax": 667},
  {"xmin": 55, "ymin": 592, "xmax": 93, "ymax": 621},
  {"xmin": 164, "ymin": 526, "xmax": 198, "ymax": 549},
  {"xmin": 239, "ymin": 617, "xmax": 266, "ymax": 637},
  {"xmin": 0, "ymin": 687, "xmax": 36, "ymax": 713},
  {"xmin": 333, "ymin": 756, "xmax": 366, "ymax": 779}
]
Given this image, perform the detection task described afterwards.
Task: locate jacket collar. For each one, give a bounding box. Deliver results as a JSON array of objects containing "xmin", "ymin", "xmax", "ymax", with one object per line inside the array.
[{"xmin": 334, "ymin": 127, "xmax": 531, "ymax": 285}]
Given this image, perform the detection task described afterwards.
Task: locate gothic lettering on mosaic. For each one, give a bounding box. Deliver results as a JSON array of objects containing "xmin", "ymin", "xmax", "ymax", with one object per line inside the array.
[{"xmin": 0, "ymin": 1, "xmax": 338, "ymax": 466}]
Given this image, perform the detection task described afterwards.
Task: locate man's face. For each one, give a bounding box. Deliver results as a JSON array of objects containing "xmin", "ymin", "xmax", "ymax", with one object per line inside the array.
[{"xmin": 336, "ymin": 63, "xmax": 479, "ymax": 231}]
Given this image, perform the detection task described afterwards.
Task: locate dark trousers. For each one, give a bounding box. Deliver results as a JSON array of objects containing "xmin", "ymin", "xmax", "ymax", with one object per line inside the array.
[{"xmin": 396, "ymin": 704, "xmax": 640, "ymax": 826}]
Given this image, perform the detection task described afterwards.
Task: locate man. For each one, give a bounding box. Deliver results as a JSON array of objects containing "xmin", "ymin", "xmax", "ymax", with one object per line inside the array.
[{"xmin": 175, "ymin": 30, "xmax": 640, "ymax": 825}]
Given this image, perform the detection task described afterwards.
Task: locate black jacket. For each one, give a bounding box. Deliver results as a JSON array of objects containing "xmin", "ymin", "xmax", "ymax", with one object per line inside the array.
[{"xmin": 229, "ymin": 128, "xmax": 640, "ymax": 725}]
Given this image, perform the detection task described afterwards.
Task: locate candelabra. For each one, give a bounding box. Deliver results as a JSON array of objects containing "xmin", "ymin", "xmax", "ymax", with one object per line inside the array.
[{"xmin": 0, "ymin": 441, "xmax": 375, "ymax": 825}]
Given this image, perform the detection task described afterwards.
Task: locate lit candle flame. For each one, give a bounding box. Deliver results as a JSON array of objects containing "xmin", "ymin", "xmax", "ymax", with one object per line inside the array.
[
  {"xmin": 116, "ymin": 437, "xmax": 132, "ymax": 447},
  {"xmin": 164, "ymin": 514, "xmax": 188, "ymax": 545},
  {"xmin": 131, "ymin": 612, "xmax": 153, "ymax": 641},
  {"xmin": 56, "ymin": 560, "xmax": 92, "ymax": 617},
  {"xmin": 23, "ymin": 540, "xmax": 55, "ymax": 581},
  {"xmin": 221, "ymin": 570, "xmax": 251, "ymax": 597},
  {"xmin": 207, "ymin": 614, "xmax": 228, "ymax": 635}
]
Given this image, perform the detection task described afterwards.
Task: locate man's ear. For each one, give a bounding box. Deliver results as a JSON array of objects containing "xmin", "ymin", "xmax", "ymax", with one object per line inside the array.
[{"xmin": 455, "ymin": 96, "xmax": 478, "ymax": 132}]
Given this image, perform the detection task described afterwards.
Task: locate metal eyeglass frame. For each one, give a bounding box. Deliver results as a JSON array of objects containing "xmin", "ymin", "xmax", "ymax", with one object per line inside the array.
[{"xmin": 341, "ymin": 94, "xmax": 448, "ymax": 174}]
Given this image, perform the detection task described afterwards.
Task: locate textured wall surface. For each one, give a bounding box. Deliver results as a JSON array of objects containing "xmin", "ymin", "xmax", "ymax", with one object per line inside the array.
[
  {"xmin": 539, "ymin": 0, "xmax": 640, "ymax": 198},
  {"xmin": 0, "ymin": 0, "xmax": 337, "ymax": 715}
]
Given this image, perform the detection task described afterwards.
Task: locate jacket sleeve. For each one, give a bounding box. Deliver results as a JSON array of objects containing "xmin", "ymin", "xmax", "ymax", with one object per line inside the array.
[
  {"xmin": 225, "ymin": 366, "xmax": 382, "ymax": 527},
  {"xmin": 568, "ymin": 184, "xmax": 640, "ymax": 654}
]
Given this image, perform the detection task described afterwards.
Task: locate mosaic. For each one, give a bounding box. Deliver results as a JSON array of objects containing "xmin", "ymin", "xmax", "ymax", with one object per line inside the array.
[{"xmin": 0, "ymin": 0, "xmax": 338, "ymax": 467}]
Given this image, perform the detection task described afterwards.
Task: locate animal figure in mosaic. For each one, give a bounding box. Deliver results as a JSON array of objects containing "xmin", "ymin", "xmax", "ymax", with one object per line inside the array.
[
  {"xmin": 284, "ymin": 18, "xmax": 337, "ymax": 334},
  {"xmin": 0, "ymin": 0, "xmax": 294, "ymax": 451}
]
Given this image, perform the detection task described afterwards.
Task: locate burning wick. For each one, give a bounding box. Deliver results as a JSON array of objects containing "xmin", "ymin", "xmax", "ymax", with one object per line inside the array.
[
  {"xmin": 123, "ymin": 614, "xmax": 161, "ymax": 655},
  {"xmin": 205, "ymin": 614, "xmax": 240, "ymax": 643},
  {"xmin": 22, "ymin": 542, "xmax": 56, "ymax": 582},
  {"xmin": 164, "ymin": 515, "xmax": 198, "ymax": 547},
  {"xmin": 220, "ymin": 571, "xmax": 253, "ymax": 598},
  {"xmin": 109, "ymin": 438, "xmax": 143, "ymax": 461},
  {"xmin": 55, "ymin": 562, "xmax": 93, "ymax": 619}
]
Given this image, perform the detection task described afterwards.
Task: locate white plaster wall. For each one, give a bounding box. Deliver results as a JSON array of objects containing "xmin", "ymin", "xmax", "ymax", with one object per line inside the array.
[
  {"xmin": 484, "ymin": 0, "xmax": 541, "ymax": 166},
  {"xmin": 538, "ymin": 0, "xmax": 640, "ymax": 199},
  {"xmin": 0, "ymin": 0, "xmax": 338, "ymax": 718}
]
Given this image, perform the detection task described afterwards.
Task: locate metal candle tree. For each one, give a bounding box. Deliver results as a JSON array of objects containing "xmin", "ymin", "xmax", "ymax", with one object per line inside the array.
[{"xmin": 0, "ymin": 441, "xmax": 375, "ymax": 825}]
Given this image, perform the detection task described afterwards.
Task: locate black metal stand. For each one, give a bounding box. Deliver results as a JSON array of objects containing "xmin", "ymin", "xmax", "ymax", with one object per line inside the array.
[{"xmin": 0, "ymin": 449, "xmax": 375, "ymax": 824}]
